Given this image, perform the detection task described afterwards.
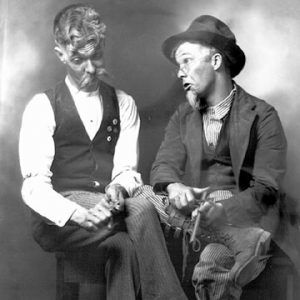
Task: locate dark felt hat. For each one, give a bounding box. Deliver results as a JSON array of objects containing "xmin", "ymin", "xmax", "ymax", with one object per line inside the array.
[{"xmin": 162, "ymin": 15, "xmax": 245, "ymax": 77}]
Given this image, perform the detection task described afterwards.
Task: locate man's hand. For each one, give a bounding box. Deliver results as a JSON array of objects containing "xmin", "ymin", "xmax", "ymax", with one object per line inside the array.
[
  {"xmin": 70, "ymin": 204, "xmax": 112, "ymax": 231},
  {"xmin": 105, "ymin": 183, "xmax": 128, "ymax": 212},
  {"xmin": 167, "ymin": 182, "xmax": 209, "ymax": 213},
  {"xmin": 198, "ymin": 201, "xmax": 226, "ymax": 227}
]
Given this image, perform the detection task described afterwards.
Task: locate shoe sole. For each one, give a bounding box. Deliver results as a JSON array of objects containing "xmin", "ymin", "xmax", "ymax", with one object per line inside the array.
[{"xmin": 234, "ymin": 230, "xmax": 271, "ymax": 286}]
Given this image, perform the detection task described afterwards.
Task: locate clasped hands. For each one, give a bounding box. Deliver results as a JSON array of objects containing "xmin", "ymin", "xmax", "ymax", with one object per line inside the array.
[
  {"xmin": 167, "ymin": 182, "xmax": 226, "ymax": 227},
  {"xmin": 69, "ymin": 184, "xmax": 127, "ymax": 231}
]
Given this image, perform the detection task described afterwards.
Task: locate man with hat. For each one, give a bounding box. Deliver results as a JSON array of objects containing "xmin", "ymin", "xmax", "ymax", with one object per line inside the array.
[
  {"xmin": 19, "ymin": 4, "xmax": 187, "ymax": 299},
  {"xmin": 144, "ymin": 15, "xmax": 288, "ymax": 299}
]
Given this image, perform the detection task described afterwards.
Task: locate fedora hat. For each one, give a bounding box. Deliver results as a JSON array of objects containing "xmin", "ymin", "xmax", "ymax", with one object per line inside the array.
[{"xmin": 162, "ymin": 15, "xmax": 245, "ymax": 77}]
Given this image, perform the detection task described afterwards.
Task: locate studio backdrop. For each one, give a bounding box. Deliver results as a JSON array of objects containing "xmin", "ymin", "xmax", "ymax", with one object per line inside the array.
[{"xmin": 1, "ymin": 0, "xmax": 300, "ymax": 299}]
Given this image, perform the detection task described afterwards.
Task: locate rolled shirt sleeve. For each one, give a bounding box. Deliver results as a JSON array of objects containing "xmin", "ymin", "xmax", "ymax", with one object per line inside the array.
[{"xmin": 19, "ymin": 94, "xmax": 81, "ymax": 226}]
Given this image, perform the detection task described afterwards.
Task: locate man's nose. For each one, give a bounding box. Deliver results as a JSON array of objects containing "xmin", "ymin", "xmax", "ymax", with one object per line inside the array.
[
  {"xmin": 177, "ymin": 67, "xmax": 186, "ymax": 79},
  {"xmin": 85, "ymin": 60, "xmax": 96, "ymax": 74}
]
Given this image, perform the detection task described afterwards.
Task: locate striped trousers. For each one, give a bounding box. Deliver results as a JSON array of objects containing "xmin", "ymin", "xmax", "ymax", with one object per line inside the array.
[
  {"xmin": 135, "ymin": 185, "xmax": 271, "ymax": 300},
  {"xmin": 31, "ymin": 190, "xmax": 187, "ymax": 300}
]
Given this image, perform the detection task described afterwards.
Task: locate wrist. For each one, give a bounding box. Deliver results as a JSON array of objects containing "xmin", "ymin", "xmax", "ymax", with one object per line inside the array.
[
  {"xmin": 167, "ymin": 182, "xmax": 178, "ymax": 189},
  {"xmin": 153, "ymin": 182, "xmax": 174, "ymax": 194},
  {"xmin": 166, "ymin": 182, "xmax": 183, "ymax": 193},
  {"xmin": 106, "ymin": 183, "xmax": 129, "ymax": 198},
  {"xmin": 69, "ymin": 207, "xmax": 87, "ymax": 224}
]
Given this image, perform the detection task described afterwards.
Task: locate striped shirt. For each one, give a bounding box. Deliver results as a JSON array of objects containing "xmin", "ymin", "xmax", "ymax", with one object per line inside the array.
[
  {"xmin": 201, "ymin": 85, "xmax": 237, "ymax": 202},
  {"xmin": 202, "ymin": 86, "xmax": 236, "ymax": 148}
]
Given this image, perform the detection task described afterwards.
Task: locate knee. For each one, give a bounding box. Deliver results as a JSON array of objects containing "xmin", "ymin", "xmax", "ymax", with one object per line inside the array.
[
  {"xmin": 200, "ymin": 243, "xmax": 235, "ymax": 269},
  {"xmin": 125, "ymin": 196, "xmax": 156, "ymax": 216}
]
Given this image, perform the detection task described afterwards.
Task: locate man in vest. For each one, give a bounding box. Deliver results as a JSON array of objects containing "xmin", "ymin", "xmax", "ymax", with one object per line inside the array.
[
  {"xmin": 143, "ymin": 15, "xmax": 290, "ymax": 299},
  {"xmin": 19, "ymin": 4, "xmax": 187, "ymax": 300}
]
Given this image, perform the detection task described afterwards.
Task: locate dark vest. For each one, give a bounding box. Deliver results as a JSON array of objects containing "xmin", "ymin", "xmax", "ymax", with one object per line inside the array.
[
  {"xmin": 200, "ymin": 113, "xmax": 237, "ymax": 193},
  {"xmin": 45, "ymin": 80, "xmax": 120, "ymax": 193}
]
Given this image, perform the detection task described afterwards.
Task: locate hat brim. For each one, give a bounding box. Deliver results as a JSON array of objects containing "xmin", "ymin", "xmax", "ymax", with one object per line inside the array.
[{"xmin": 162, "ymin": 30, "xmax": 245, "ymax": 77}]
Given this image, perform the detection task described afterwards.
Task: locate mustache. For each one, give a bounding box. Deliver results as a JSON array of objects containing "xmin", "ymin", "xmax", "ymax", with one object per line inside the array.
[
  {"xmin": 95, "ymin": 67, "xmax": 111, "ymax": 80},
  {"xmin": 79, "ymin": 67, "xmax": 112, "ymax": 88}
]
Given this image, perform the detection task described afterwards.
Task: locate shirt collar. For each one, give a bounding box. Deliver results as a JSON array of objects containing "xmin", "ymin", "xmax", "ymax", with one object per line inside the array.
[{"xmin": 201, "ymin": 84, "xmax": 236, "ymax": 120}]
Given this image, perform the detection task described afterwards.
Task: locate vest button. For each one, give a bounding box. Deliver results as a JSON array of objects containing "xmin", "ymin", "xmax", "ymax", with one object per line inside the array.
[
  {"xmin": 107, "ymin": 136, "xmax": 112, "ymax": 142},
  {"xmin": 107, "ymin": 126, "xmax": 112, "ymax": 132},
  {"xmin": 93, "ymin": 181, "xmax": 100, "ymax": 188},
  {"xmin": 112, "ymin": 118, "xmax": 118, "ymax": 125}
]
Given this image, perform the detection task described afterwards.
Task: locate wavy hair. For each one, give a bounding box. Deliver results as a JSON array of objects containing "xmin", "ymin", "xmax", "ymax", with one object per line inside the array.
[{"xmin": 53, "ymin": 4, "xmax": 106, "ymax": 52}]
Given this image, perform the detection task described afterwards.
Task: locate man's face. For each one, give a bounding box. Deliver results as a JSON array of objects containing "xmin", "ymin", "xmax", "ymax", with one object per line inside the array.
[
  {"xmin": 57, "ymin": 41, "xmax": 105, "ymax": 92},
  {"xmin": 175, "ymin": 42, "xmax": 215, "ymax": 108}
]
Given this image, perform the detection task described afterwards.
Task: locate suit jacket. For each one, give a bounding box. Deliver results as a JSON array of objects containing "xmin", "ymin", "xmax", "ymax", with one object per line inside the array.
[{"xmin": 151, "ymin": 84, "xmax": 300, "ymax": 273}]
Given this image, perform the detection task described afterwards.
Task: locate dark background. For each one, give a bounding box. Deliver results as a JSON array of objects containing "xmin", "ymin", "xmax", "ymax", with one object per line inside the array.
[{"xmin": 1, "ymin": 0, "xmax": 300, "ymax": 299}]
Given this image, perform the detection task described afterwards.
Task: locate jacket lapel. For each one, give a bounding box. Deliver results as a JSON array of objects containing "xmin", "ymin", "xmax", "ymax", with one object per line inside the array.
[{"xmin": 229, "ymin": 85, "xmax": 257, "ymax": 185}]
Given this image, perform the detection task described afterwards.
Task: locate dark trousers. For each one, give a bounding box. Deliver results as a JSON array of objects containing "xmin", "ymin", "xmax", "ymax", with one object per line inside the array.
[{"xmin": 31, "ymin": 197, "xmax": 187, "ymax": 300}]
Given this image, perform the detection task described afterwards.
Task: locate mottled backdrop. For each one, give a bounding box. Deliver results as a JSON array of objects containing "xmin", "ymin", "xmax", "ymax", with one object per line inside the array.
[{"xmin": 1, "ymin": 0, "xmax": 300, "ymax": 299}]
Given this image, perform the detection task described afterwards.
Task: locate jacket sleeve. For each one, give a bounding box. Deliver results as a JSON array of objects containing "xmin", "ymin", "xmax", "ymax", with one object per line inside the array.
[
  {"xmin": 222, "ymin": 105, "xmax": 287, "ymax": 226},
  {"xmin": 150, "ymin": 108, "xmax": 187, "ymax": 192}
]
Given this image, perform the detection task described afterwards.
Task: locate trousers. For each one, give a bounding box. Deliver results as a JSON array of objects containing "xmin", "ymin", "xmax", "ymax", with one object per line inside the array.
[
  {"xmin": 135, "ymin": 185, "xmax": 271, "ymax": 300},
  {"xmin": 31, "ymin": 192, "xmax": 187, "ymax": 300}
]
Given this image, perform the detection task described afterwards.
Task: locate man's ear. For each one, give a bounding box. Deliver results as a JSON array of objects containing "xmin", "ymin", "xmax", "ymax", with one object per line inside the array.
[
  {"xmin": 211, "ymin": 53, "xmax": 222, "ymax": 71},
  {"xmin": 54, "ymin": 45, "xmax": 66, "ymax": 63}
]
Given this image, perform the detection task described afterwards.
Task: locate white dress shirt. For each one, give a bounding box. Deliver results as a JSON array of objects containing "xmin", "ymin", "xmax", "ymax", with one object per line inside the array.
[{"xmin": 19, "ymin": 76, "xmax": 142, "ymax": 227}]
